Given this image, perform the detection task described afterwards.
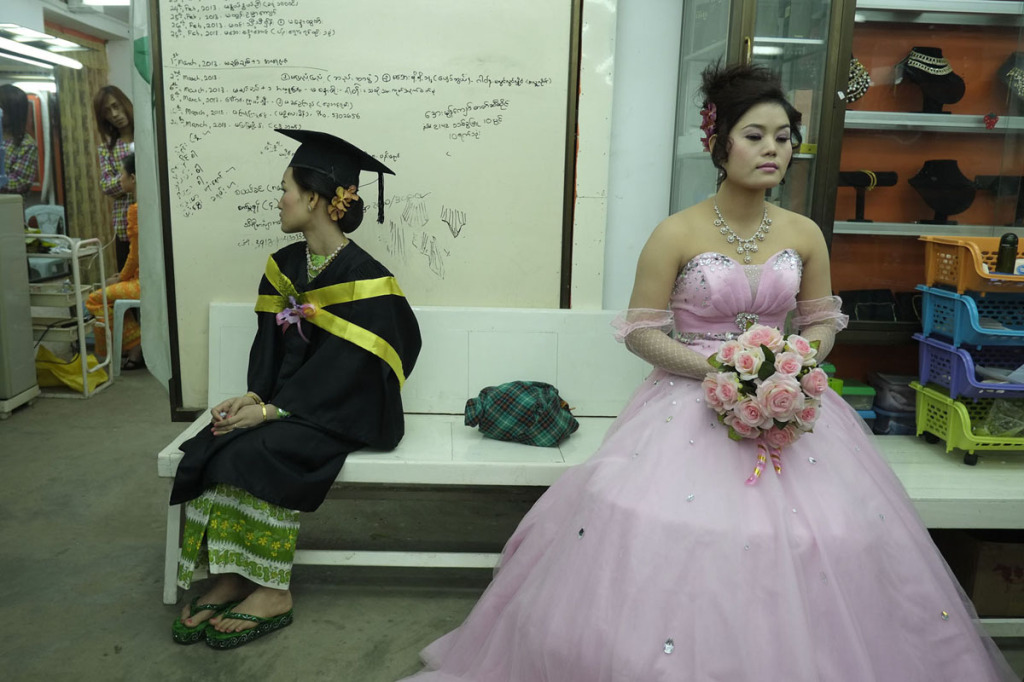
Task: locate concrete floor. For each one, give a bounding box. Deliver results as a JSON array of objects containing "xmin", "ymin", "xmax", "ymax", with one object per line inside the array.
[
  {"xmin": 2, "ymin": 371, "xmax": 1023, "ymax": 681},
  {"xmin": 0, "ymin": 371, "xmax": 519, "ymax": 682}
]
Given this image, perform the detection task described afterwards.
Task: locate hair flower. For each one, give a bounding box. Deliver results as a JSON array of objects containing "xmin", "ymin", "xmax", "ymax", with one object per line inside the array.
[
  {"xmin": 328, "ymin": 184, "xmax": 360, "ymax": 222},
  {"xmin": 699, "ymin": 101, "xmax": 717, "ymax": 152}
]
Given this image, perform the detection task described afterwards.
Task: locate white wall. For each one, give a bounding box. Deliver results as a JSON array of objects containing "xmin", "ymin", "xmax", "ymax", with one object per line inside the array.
[
  {"xmin": 105, "ymin": 38, "xmax": 132, "ymax": 94},
  {"xmin": 602, "ymin": 0, "xmax": 682, "ymax": 310}
]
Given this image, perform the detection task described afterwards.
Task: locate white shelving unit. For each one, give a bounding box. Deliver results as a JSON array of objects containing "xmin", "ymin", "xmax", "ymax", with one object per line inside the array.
[{"xmin": 28, "ymin": 234, "xmax": 113, "ymax": 398}]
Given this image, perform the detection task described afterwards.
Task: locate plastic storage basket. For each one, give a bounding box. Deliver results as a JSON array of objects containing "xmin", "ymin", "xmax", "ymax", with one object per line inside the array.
[
  {"xmin": 911, "ymin": 382, "xmax": 1024, "ymax": 460},
  {"xmin": 915, "ymin": 333, "xmax": 1024, "ymax": 401},
  {"xmin": 917, "ymin": 285, "xmax": 1024, "ymax": 348},
  {"xmin": 920, "ymin": 235, "xmax": 1024, "ymax": 295}
]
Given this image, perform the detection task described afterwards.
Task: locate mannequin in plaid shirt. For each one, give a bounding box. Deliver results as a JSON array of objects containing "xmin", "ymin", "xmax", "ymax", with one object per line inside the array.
[
  {"xmin": 0, "ymin": 84, "xmax": 38, "ymax": 197},
  {"xmin": 93, "ymin": 85, "xmax": 134, "ymax": 270}
]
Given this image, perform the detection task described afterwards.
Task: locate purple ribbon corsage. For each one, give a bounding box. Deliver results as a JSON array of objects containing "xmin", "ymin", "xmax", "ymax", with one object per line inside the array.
[{"xmin": 276, "ymin": 295, "xmax": 316, "ymax": 342}]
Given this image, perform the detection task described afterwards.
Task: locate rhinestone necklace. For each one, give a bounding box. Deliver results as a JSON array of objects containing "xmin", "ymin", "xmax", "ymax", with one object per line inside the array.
[
  {"xmin": 306, "ymin": 240, "xmax": 348, "ymax": 278},
  {"xmin": 713, "ymin": 202, "xmax": 771, "ymax": 264}
]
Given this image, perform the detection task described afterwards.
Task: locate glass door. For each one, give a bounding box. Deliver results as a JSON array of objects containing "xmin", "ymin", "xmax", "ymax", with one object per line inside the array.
[{"xmin": 671, "ymin": 0, "xmax": 856, "ymax": 236}]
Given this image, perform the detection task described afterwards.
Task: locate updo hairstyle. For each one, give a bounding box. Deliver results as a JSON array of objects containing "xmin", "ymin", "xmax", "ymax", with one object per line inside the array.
[
  {"xmin": 699, "ymin": 63, "xmax": 803, "ymax": 179},
  {"xmin": 291, "ymin": 166, "xmax": 365, "ymax": 233}
]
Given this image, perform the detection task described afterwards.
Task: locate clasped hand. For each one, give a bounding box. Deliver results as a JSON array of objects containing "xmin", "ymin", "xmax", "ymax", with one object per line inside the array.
[{"xmin": 210, "ymin": 395, "xmax": 270, "ymax": 436}]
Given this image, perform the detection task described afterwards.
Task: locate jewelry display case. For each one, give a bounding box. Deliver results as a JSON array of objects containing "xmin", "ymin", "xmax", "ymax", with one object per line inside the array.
[
  {"xmin": 670, "ymin": 0, "xmax": 855, "ymax": 226},
  {"xmin": 829, "ymin": 1, "xmax": 1024, "ymax": 354}
]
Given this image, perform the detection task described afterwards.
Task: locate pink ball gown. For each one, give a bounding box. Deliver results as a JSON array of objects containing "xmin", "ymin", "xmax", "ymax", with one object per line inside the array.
[{"xmin": 401, "ymin": 249, "xmax": 1016, "ymax": 681}]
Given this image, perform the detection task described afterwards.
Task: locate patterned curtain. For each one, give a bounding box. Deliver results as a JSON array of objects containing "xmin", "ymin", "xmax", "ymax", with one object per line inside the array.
[{"xmin": 48, "ymin": 27, "xmax": 115, "ymax": 279}]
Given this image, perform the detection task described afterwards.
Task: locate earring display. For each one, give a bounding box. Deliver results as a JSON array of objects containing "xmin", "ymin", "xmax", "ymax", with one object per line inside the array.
[
  {"xmin": 909, "ymin": 160, "xmax": 976, "ymax": 225},
  {"xmin": 895, "ymin": 47, "xmax": 965, "ymax": 114},
  {"xmin": 847, "ymin": 58, "xmax": 871, "ymax": 103},
  {"xmin": 837, "ymin": 170, "xmax": 897, "ymax": 222},
  {"xmin": 975, "ymin": 175, "xmax": 1024, "ymax": 227}
]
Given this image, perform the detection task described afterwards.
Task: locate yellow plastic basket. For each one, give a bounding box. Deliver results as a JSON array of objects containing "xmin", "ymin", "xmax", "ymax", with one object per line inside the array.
[
  {"xmin": 920, "ymin": 236, "xmax": 1024, "ymax": 295},
  {"xmin": 911, "ymin": 382, "xmax": 1024, "ymax": 461}
]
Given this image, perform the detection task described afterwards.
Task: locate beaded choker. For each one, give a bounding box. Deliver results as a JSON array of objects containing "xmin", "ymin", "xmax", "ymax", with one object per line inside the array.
[
  {"xmin": 713, "ymin": 202, "xmax": 771, "ymax": 264},
  {"xmin": 906, "ymin": 50, "xmax": 952, "ymax": 76}
]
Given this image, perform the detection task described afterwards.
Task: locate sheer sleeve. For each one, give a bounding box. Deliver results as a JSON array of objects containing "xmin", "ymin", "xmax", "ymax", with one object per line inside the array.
[
  {"xmin": 613, "ymin": 308, "xmax": 711, "ymax": 380},
  {"xmin": 793, "ymin": 296, "xmax": 848, "ymax": 362}
]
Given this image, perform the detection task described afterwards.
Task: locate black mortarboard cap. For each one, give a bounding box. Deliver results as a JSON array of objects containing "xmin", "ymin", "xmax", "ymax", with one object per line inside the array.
[{"xmin": 276, "ymin": 128, "xmax": 395, "ymax": 223}]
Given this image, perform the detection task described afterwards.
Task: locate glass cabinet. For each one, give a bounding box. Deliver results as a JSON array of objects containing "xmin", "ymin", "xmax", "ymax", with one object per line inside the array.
[
  {"xmin": 829, "ymin": 1, "xmax": 1024, "ymax": 351},
  {"xmin": 670, "ymin": 0, "xmax": 855, "ymax": 227}
]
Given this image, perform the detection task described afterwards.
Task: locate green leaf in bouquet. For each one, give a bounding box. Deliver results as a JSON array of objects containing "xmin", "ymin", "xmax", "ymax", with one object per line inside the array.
[
  {"xmin": 728, "ymin": 427, "xmax": 745, "ymax": 441},
  {"xmin": 809, "ymin": 340, "xmax": 821, "ymax": 351},
  {"xmin": 757, "ymin": 362, "xmax": 774, "ymax": 382},
  {"xmin": 774, "ymin": 419, "xmax": 787, "ymax": 430},
  {"xmin": 761, "ymin": 345, "xmax": 776, "ymax": 365},
  {"xmin": 708, "ymin": 356, "xmax": 722, "ymax": 369}
]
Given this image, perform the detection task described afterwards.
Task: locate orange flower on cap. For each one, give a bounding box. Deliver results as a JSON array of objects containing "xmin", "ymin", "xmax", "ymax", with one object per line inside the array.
[{"xmin": 328, "ymin": 184, "xmax": 360, "ymax": 222}]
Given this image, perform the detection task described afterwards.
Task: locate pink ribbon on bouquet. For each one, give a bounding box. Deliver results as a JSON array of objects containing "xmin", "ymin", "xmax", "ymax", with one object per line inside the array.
[
  {"xmin": 275, "ymin": 295, "xmax": 316, "ymax": 342},
  {"xmin": 745, "ymin": 441, "xmax": 783, "ymax": 486}
]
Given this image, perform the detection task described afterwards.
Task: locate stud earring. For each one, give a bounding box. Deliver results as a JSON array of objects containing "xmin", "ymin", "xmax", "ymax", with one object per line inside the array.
[{"xmin": 307, "ymin": 205, "xmax": 312, "ymax": 212}]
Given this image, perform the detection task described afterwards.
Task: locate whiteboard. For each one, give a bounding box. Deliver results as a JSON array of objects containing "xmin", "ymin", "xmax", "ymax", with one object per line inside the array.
[{"xmin": 155, "ymin": 0, "xmax": 576, "ymax": 408}]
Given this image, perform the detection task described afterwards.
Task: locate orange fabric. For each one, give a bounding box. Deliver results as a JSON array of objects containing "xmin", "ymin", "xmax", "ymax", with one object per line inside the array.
[
  {"xmin": 119, "ymin": 203, "xmax": 139, "ymax": 281},
  {"xmin": 87, "ymin": 205, "xmax": 140, "ymax": 357}
]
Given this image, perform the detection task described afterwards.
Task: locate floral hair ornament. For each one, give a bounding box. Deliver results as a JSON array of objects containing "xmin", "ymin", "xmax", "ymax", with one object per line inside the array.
[
  {"xmin": 699, "ymin": 101, "xmax": 718, "ymax": 152},
  {"xmin": 328, "ymin": 184, "xmax": 360, "ymax": 222}
]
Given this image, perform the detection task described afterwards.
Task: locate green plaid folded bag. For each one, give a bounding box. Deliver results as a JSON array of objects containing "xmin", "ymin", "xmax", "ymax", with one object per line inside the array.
[{"xmin": 464, "ymin": 381, "xmax": 580, "ymax": 447}]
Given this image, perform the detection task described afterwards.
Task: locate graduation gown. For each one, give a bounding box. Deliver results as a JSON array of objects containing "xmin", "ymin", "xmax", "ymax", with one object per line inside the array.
[{"xmin": 170, "ymin": 240, "xmax": 421, "ymax": 512}]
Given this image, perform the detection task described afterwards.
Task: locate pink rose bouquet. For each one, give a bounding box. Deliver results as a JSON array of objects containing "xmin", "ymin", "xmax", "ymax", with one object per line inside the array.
[{"xmin": 702, "ymin": 324, "xmax": 824, "ymax": 484}]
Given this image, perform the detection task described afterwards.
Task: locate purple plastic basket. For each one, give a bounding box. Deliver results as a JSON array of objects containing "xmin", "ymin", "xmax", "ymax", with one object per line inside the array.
[{"xmin": 915, "ymin": 333, "xmax": 1024, "ymax": 400}]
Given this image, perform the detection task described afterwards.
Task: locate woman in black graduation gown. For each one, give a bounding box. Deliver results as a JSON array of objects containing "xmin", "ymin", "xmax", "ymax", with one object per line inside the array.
[{"xmin": 170, "ymin": 129, "xmax": 421, "ymax": 649}]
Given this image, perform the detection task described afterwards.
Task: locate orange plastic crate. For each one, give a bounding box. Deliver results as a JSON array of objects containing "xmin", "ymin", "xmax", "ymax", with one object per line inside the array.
[{"xmin": 920, "ymin": 235, "xmax": 1024, "ymax": 295}]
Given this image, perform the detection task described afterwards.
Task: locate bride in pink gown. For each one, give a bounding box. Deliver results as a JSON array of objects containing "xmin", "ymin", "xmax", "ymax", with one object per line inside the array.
[{"xmin": 400, "ymin": 63, "xmax": 1017, "ymax": 681}]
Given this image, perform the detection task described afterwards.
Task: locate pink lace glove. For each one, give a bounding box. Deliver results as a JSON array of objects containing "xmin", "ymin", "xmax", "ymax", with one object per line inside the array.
[{"xmin": 792, "ymin": 296, "xmax": 849, "ymax": 362}]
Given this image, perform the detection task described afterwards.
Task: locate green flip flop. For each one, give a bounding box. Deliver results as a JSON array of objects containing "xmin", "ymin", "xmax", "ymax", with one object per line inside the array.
[
  {"xmin": 171, "ymin": 597, "xmax": 239, "ymax": 645},
  {"xmin": 204, "ymin": 609, "xmax": 294, "ymax": 649}
]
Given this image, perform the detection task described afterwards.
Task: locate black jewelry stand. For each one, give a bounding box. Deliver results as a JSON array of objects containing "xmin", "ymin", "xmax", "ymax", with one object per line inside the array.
[
  {"xmin": 909, "ymin": 160, "xmax": 976, "ymax": 225},
  {"xmin": 902, "ymin": 47, "xmax": 965, "ymax": 114},
  {"xmin": 837, "ymin": 171, "xmax": 898, "ymax": 222},
  {"xmin": 975, "ymin": 175, "xmax": 1024, "ymax": 227}
]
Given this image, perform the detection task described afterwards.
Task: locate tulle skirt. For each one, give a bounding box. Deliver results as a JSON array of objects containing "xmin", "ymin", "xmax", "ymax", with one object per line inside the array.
[{"xmin": 401, "ymin": 369, "xmax": 1017, "ymax": 681}]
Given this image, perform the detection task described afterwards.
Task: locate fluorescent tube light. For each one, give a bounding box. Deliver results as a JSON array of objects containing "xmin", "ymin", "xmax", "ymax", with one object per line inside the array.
[
  {"xmin": 0, "ymin": 36, "xmax": 82, "ymax": 69},
  {"xmin": 0, "ymin": 50, "xmax": 54, "ymax": 70},
  {"xmin": 14, "ymin": 81, "xmax": 57, "ymax": 93},
  {"xmin": 82, "ymin": 0, "xmax": 131, "ymax": 5}
]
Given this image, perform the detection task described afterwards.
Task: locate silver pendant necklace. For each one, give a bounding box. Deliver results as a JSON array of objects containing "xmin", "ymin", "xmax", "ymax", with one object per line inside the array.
[{"xmin": 713, "ymin": 202, "xmax": 771, "ymax": 264}]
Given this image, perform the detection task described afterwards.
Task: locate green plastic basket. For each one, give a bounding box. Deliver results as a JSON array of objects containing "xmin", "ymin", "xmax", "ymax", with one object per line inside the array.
[{"xmin": 911, "ymin": 381, "xmax": 1024, "ymax": 455}]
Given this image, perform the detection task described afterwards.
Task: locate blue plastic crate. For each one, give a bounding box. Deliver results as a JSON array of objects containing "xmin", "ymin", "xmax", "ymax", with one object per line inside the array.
[{"xmin": 917, "ymin": 285, "xmax": 1024, "ymax": 348}]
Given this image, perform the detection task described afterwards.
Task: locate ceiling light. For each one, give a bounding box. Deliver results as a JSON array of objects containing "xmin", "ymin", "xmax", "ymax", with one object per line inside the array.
[
  {"xmin": 82, "ymin": 0, "xmax": 132, "ymax": 5},
  {"xmin": 0, "ymin": 36, "xmax": 82, "ymax": 69},
  {"xmin": 14, "ymin": 81, "xmax": 57, "ymax": 93},
  {"xmin": 0, "ymin": 50, "xmax": 54, "ymax": 70}
]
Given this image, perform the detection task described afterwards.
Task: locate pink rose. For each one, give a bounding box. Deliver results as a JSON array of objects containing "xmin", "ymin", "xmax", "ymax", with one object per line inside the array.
[
  {"xmin": 716, "ymin": 340, "xmax": 744, "ymax": 366},
  {"xmin": 739, "ymin": 325, "xmax": 785, "ymax": 353},
  {"xmin": 724, "ymin": 413, "xmax": 761, "ymax": 439},
  {"xmin": 785, "ymin": 334, "xmax": 818, "ymax": 366},
  {"xmin": 735, "ymin": 396, "xmax": 770, "ymax": 428},
  {"xmin": 756, "ymin": 374, "xmax": 805, "ymax": 420},
  {"xmin": 733, "ymin": 348, "xmax": 765, "ymax": 381},
  {"xmin": 701, "ymin": 374, "xmax": 724, "ymax": 411},
  {"xmin": 714, "ymin": 372, "xmax": 742, "ymax": 408},
  {"xmin": 794, "ymin": 402, "xmax": 820, "ymax": 430},
  {"xmin": 761, "ymin": 424, "xmax": 800, "ymax": 449},
  {"xmin": 800, "ymin": 368, "xmax": 829, "ymax": 398},
  {"xmin": 774, "ymin": 351, "xmax": 804, "ymax": 377}
]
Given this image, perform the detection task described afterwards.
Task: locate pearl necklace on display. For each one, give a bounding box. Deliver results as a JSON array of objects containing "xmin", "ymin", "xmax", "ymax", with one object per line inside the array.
[
  {"xmin": 306, "ymin": 240, "xmax": 348, "ymax": 277},
  {"xmin": 713, "ymin": 202, "xmax": 771, "ymax": 264}
]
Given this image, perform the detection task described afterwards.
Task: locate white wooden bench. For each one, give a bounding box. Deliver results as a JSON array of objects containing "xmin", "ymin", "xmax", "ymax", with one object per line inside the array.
[{"xmin": 158, "ymin": 304, "xmax": 1024, "ymax": 638}]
